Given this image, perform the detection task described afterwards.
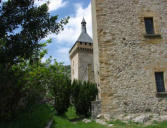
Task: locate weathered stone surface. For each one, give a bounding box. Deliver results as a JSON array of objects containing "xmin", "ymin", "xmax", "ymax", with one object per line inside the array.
[
  {"xmin": 103, "ymin": 114, "xmax": 111, "ymax": 121},
  {"xmin": 92, "ymin": 0, "xmax": 167, "ymax": 117},
  {"xmin": 151, "ymin": 114, "xmax": 160, "ymax": 122},
  {"xmin": 124, "ymin": 114, "xmax": 137, "ymax": 121},
  {"xmin": 132, "ymin": 115, "xmax": 150, "ymax": 123},
  {"xmin": 70, "ymin": 42, "xmax": 94, "ymax": 82},
  {"xmin": 97, "ymin": 114, "xmax": 102, "ymax": 119},
  {"xmin": 96, "ymin": 119, "xmax": 114, "ymax": 127},
  {"xmin": 108, "ymin": 124, "xmax": 114, "ymax": 127},
  {"xmin": 91, "ymin": 100, "xmax": 101, "ymax": 119},
  {"xmin": 96, "ymin": 119, "xmax": 107, "ymax": 125},
  {"xmin": 70, "ymin": 20, "xmax": 94, "ymax": 82},
  {"xmin": 82, "ymin": 119, "xmax": 92, "ymax": 123},
  {"xmin": 159, "ymin": 115, "xmax": 167, "ymax": 121}
]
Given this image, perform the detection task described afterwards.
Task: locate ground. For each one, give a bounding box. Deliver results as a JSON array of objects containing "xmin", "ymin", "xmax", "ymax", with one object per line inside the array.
[
  {"xmin": 51, "ymin": 107, "xmax": 108, "ymax": 128},
  {"xmin": 1, "ymin": 104, "xmax": 167, "ymax": 128},
  {"xmin": 51, "ymin": 106, "xmax": 167, "ymax": 128},
  {"xmin": 0, "ymin": 104, "xmax": 53, "ymax": 128}
]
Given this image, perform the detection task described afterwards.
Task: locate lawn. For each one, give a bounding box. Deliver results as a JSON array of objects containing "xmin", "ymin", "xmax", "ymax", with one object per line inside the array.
[
  {"xmin": 51, "ymin": 107, "xmax": 167, "ymax": 128},
  {"xmin": 1, "ymin": 104, "xmax": 167, "ymax": 128},
  {"xmin": 108, "ymin": 120, "xmax": 167, "ymax": 128},
  {"xmin": 51, "ymin": 107, "xmax": 108, "ymax": 128},
  {"xmin": 0, "ymin": 104, "xmax": 53, "ymax": 128}
]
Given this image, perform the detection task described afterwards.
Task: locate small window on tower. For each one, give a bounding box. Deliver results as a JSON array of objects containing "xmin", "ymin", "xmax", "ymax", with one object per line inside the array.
[
  {"xmin": 155, "ymin": 72, "xmax": 165, "ymax": 92},
  {"xmin": 144, "ymin": 17, "xmax": 155, "ymax": 34}
]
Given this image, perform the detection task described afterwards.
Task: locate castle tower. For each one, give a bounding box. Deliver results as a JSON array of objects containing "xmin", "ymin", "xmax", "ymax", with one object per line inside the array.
[
  {"xmin": 92, "ymin": 0, "xmax": 167, "ymax": 117},
  {"xmin": 69, "ymin": 18, "xmax": 94, "ymax": 82}
]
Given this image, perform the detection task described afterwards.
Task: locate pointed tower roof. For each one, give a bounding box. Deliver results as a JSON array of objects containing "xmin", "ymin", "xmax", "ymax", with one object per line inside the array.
[
  {"xmin": 69, "ymin": 18, "xmax": 93, "ymax": 54},
  {"xmin": 76, "ymin": 18, "xmax": 93, "ymax": 43},
  {"xmin": 82, "ymin": 17, "xmax": 86, "ymax": 23}
]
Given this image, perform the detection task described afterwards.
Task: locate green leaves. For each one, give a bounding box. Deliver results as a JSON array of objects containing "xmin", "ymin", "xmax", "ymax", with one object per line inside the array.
[
  {"xmin": 71, "ymin": 80, "xmax": 98, "ymax": 117},
  {"xmin": 0, "ymin": 0, "xmax": 70, "ymax": 121},
  {"xmin": 0, "ymin": 0, "xmax": 69, "ymax": 64}
]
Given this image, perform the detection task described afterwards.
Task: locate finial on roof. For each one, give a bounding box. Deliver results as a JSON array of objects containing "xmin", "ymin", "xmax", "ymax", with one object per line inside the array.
[
  {"xmin": 81, "ymin": 17, "xmax": 87, "ymax": 33},
  {"xmin": 76, "ymin": 18, "xmax": 92, "ymax": 43},
  {"xmin": 81, "ymin": 17, "xmax": 86, "ymax": 24}
]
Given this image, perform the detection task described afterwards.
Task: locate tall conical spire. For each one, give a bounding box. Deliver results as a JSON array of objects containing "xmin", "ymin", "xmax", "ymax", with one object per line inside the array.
[
  {"xmin": 76, "ymin": 18, "xmax": 93, "ymax": 43},
  {"xmin": 81, "ymin": 17, "xmax": 87, "ymax": 33}
]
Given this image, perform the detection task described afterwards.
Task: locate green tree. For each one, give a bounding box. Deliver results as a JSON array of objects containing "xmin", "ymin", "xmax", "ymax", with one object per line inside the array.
[
  {"xmin": 0, "ymin": 0, "xmax": 69, "ymax": 120},
  {"xmin": 0, "ymin": 0, "xmax": 69, "ymax": 65},
  {"xmin": 71, "ymin": 80, "xmax": 98, "ymax": 117},
  {"xmin": 45, "ymin": 60, "xmax": 71, "ymax": 115}
]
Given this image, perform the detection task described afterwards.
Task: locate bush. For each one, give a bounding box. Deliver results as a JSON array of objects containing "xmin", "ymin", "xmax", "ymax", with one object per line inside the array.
[
  {"xmin": 0, "ymin": 61, "xmax": 49, "ymax": 120},
  {"xmin": 0, "ymin": 58, "xmax": 67, "ymax": 120},
  {"xmin": 71, "ymin": 80, "xmax": 98, "ymax": 117},
  {"xmin": 53, "ymin": 76, "xmax": 71, "ymax": 115},
  {"xmin": 0, "ymin": 104, "xmax": 53, "ymax": 128},
  {"xmin": 0, "ymin": 64, "xmax": 26, "ymax": 120}
]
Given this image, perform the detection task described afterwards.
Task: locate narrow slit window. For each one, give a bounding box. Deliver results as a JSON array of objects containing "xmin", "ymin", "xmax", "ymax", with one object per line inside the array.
[
  {"xmin": 144, "ymin": 18, "xmax": 155, "ymax": 34},
  {"xmin": 155, "ymin": 72, "xmax": 165, "ymax": 92}
]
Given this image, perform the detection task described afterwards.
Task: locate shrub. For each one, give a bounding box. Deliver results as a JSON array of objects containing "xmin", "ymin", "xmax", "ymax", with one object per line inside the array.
[
  {"xmin": 0, "ymin": 104, "xmax": 53, "ymax": 128},
  {"xmin": 53, "ymin": 76, "xmax": 71, "ymax": 115},
  {"xmin": 0, "ymin": 64, "xmax": 26, "ymax": 120},
  {"xmin": 71, "ymin": 80, "xmax": 98, "ymax": 117}
]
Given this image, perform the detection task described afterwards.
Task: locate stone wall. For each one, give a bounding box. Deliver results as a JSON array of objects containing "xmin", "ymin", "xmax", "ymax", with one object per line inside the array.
[
  {"xmin": 91, "ymin": 0, "xmax": 101, "ymax": 99},
  {"xmin": 92, "ymin": 0, "xmax": 167, "ymax": 117},
  {"xmin": 91, "ymin": 100, "xmax": 101, "ymax": 119},
  {"xmin": 78, "ymin": 43, "xmax": 94, "ymax": 82},
  {"xmin": 70, "ymin": 52, "xmax": 79, "ymax": 81},
  {"xmin": 70, "ymin": 42, "xmax": 94, "ymax": 82}
]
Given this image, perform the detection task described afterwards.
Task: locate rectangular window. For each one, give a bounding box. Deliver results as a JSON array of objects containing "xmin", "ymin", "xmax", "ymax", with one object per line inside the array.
[
  {"xmin": 155, "ymin": 72, "xmax": 165, "ymax": 92},
  {"xmin": 144, "ymin": 18, "xmax": 155, "ymax": 34}
]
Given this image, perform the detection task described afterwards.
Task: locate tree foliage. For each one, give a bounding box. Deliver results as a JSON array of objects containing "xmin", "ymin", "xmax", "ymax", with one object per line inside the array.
[
  {"xmin": 0, "ymin": 0, "xmax": 98, "ymax": 120},
  {"xmin": 0, "ymin": 0, "xmax": 69, "ymax": 120},
  {"xmin": 0, "ymin": 0, "xmax": 69, "ymax": 65},
  {"xmin": 53, "ymin": 74, "xmax": 71, "ymax": 115},
  {"xmin": 71, "ymin": 80, "xmax": 98, "ymax": 117}
]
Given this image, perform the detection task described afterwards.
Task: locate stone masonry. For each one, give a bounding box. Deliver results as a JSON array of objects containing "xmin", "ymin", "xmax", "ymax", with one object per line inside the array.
[
  {"xmin": 69, "ymin": 19, "xmax": 94, "ymax": 82},
  {"xmin": 91, "ymin": 0, "xmax": 167, "ymax": 117},
  {"xmin": 91, "ymin": 100, "xmax": 101, "ymax": 119}
]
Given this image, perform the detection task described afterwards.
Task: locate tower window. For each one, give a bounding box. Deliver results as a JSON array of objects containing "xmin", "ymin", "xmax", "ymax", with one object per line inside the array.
[
  {"xmin": 144, "ymin": 17, "xmax": 155, "ymax": 34},
  {"xmin": 155, "ymin": 72, "xmax": 165, "ymax": 92}
]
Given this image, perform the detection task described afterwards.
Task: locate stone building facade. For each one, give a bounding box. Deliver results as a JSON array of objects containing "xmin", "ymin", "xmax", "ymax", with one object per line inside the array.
[
  {"xmin": 69, "ymin": 19, "xmax": 94, "ymax": 82},
  {"xmin": 91, "ymin": 0, "xmax": 167, "ymax": 117}
]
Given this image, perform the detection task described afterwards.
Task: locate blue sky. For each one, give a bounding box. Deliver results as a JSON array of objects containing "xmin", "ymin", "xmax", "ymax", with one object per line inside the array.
[{"xmin": 35, "ymin": 0, "xmax": 92, "ymax": 65}]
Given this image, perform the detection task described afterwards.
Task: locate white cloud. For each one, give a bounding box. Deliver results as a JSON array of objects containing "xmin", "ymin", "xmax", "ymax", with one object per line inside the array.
[
  {"xmin": 43, "ymin": 3, "xmax": 92, "ymax": 65},
  {"xmin": 57, "ymin": 48, "xmax": 69, "ymax": 54},
  {"xmin": 57, "ymin": 3, "xmax": 92, "ymax": 43},
  {"xmin": 41, "ymin": 57, "xmax": 47, "ymax": 63},
  {"xmin": 1, "ymin": 0, "xmax": 67, "ymax": 12},
  {"xmin": 45, "ymin": 3, "xmax": 92, "ymax": 44},
  {"xmin": 1, "ymin": 0, "xmax": 7, "ymax": 2},
  {"xmin": 34, "ymin": 0, "xmax": 68, "ymax": 12}
]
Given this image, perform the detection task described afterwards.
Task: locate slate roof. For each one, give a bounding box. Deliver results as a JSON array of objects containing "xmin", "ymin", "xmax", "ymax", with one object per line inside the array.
[
  {"xmin": 76, "ymin": 18, "xmax": 93, "ymax": 43},
  {"xmin": 77, "ymin": 32, "xmax": 93, "ymax": 43}
]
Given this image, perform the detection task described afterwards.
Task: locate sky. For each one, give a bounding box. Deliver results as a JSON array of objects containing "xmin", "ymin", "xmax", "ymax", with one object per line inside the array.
[
  {"xmin": 0, "ymin": 0, "xmax": 92, "ymax": 65},
  {"xmin": 35, "ymin": 0, "xmax": 92, "ymax": 65}
]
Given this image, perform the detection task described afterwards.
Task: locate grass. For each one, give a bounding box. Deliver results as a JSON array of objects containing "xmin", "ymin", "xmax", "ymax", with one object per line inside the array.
[
  {"xmin": 65, "ymin": 106, "xmax": 79, "ymax": 120},
  {"xmin": 1, "ymin": 105, "xmax": 167, "ymax": 128},
  {"xmin": 51, "ymin": 106, "xmax": 167, "ymax": 128},
  {"xmin": 0, "ymin": 104, "xmax": 53, "ymax": 128},
  {"xmin": 51, "ymin": 116, "xmax": 109, "ymax": 128},
  {"xmin": 108, "ymin": 120, "xmax": 167, "ymax": 128},
  {"xmin": 51, "ymin": 106, "xmax": 108, "ymax": 128}
]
